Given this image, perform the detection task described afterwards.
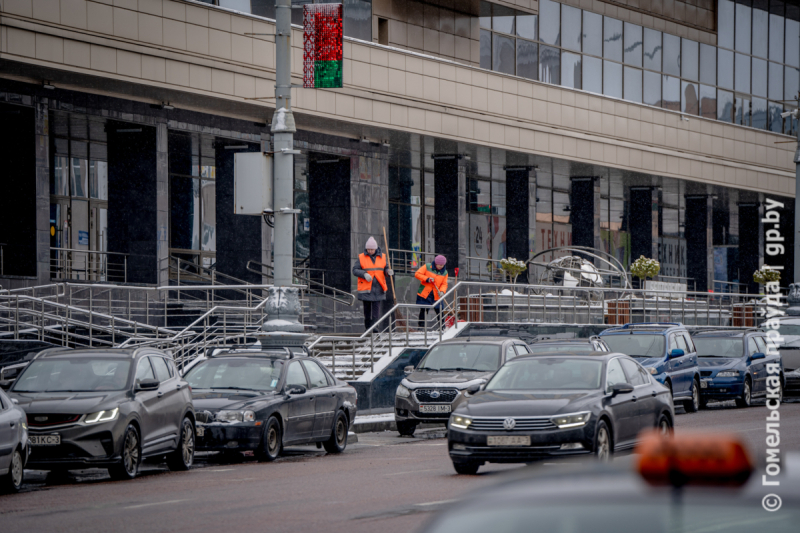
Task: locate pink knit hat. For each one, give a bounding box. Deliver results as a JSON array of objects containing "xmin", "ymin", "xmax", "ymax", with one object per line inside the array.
[
  {"xmin": 365, "ymin": 237, "xmax": 378, "ymax": 250},
  {"xmin": 434, "ymin": 255, "xmax": 447, "ymax": 266}
]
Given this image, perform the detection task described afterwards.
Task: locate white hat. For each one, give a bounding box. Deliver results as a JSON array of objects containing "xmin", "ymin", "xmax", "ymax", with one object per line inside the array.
[{"xmin": 365, "ymin": 237, "xmax": 378, "ymax": 249}]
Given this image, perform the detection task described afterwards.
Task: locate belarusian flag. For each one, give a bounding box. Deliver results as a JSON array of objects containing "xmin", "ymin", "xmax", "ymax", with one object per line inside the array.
[{"xmin": 303, "ymin": 4, "xmax": 343, "ymax": 88}]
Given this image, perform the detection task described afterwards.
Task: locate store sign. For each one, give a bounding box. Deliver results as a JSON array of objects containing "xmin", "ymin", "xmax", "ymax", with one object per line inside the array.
[
  {"xmin": 78, "ymin": 231, "xmax": 89, "ymax": 246},
  {"xmin": 303, "ymin": 4, "xmax": 343, "ymax": 88},
  {"xmin": 657, "ymin": 237, "xmax": 687, "ymax": 279},
  {"xmin": 645, "ymin": 280, "xmax": 687, "ymax": 293}
]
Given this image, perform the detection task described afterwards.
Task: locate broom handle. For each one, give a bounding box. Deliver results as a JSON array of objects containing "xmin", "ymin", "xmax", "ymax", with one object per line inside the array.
[{"xmin": 382, "ymin": 227, "xmax": 398, "ymax": 307}]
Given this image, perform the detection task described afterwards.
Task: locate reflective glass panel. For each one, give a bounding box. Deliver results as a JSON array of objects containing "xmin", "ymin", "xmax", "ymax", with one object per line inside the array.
[
  {"xmin": 603, "ymin": 17, "xmax": 623, "ymax": 61},
  {"xmin": 517, "ymin": 13, "xmax": 537, "ymax": 40},
  {"xmin": 770, "ymin": 12, "xmax": 784, "ymax": 62},
  {"xmin": 681, "ymin": 39, "xmax": 699, "ymax": 81},
  {"xmin": 603, "ymin": 60, "xmax": 622, "ymax": 98},
  {"xmin": 768, "ymin": 101, "xmax": 784, "ymax": 132},
  {"xmin": 681, "ymin": 81, "xmax": 699, "ymax": 115},
  {"xmin": 517, "ymin": 40, "xmax": 538, "ymax": 80},
  {"xmin": 624, "ymin": 66, "xmax": 642, "ymax": 103},
  {"xmin": 735, "ymin": 53, "xmax": 751, "ymax": 93},
  {"xmin": 735, "ymin": 96, "xmax": 750, "ymax": 126},
  {"xmin": 493, "ymin": 4, "xmax": 515, "ymax": 34},
  {"xmin": 52, "ymin": 156, "xmax": 69, "ymax": 196},
  {"xmin": 70, "ymin": 158, "xmax": 88, "ymax": 197},
  {"xmin": 561, "ymin": 4, "xmax": 581, "ymax": 51},
  {"xmin": 561, "ymin": 51, "xmax": 582, "ymax": 89},
  {"xmin": 718, "ymin": 48, "xmax": 734, "ymax": 89},
  {"xmin": 786, "ymin": 66, "xmax": 800, "ymax": 100},
  {"xmin": 717, "ymin": 89, "xmax": 735, "ymax": 122},
  {"xmin": 699, "ymin": 44, "xmax": 716, "ymax": 85},
  {"xmin": 480, "ymin": 29, "xmax": 491, "ymax": 69},
  {"xmin": 343, "ymin": 0, "xmax": 372, "ymax": 41},
  {"xmin": 753, "ymin": 5, "xmax": 769, "ymax": 58},
  {"xmin": 718, "ymin": 0, "xmax": 735, "ymax": 50},
  {"xmin": 582, "ymin": 55, "xmax": 603, "ymax": 94},
  {"xmin": 735, "ymin": 2, "xmax": 752, "ymax": 53},
  {"xmin": 479, "ymin": 1, "xmax": 491, "ymax": 29},
  {"xmin": 539, "ymin": 0, "xmax": 561, "ymax": 46},
  {"xmin": 201, "ymin": 179, "xmax": 215, "ymax": 252},
  {"xmin": 752, "ymin": 58, "xmax": 768, "ymax": 97},
  {"xmin": 492, "ymin": 33, "xmax": 515, "ymax": 74},
  {"xmin": 89, "ymin": 161, "xmax": 108, "ymax": 200},
  {"xmin": 170, "ymin": 176, "xmax": 200, "ymax": 250},
  {"xmin": 788, "ymin": 19, "xmax": 800, "ymax": 67},
  {"xmin": 699, "ymin": 84, "xmax": 717, "ymax": 120},
  {"xmin": 623, "ymin": 23, "xmax": 643, "ymax": 67},
  {"xmin": 643, "ymin": 70, "xmax": 662, "ymax": 106},
  {"xmin": 582, "ymin": 11, "xmax": 602, "ymax": 56},
  {"xmin": 643, "ymin": 28, "xmax": 662, "ymax": 71},
  {"xmin": 662, "ymin": 33, "xmax": 681, "ymax": 77},
  {"xmin": 662, "ymin": 75, "xmax": 680, "ymax": 111},
  {"xmin": 752, "ymin": 97, "xmax": 768, "ymax": 129},
  {"xmin": 540, "ymin": 45, "xmax": 561, "ymax": 84},
  {"xmin": 769, "ymin": 61, "xmax": 784, "ymax": 100}
]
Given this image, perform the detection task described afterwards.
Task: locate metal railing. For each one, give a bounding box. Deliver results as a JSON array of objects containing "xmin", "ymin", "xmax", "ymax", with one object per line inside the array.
[
  {"xmin": 50, "ymin": 247, "xmax": 128, "ymax": 283},
  {"xmin": 247, "ymin": 260, "xmax": 355, "ymax": 307},
  {"xmin": 388, "ymin": 249, "xmax": 438, "ymax": 276}
]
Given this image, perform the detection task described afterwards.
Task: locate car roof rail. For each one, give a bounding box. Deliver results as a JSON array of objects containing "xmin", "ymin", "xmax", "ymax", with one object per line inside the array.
[
  {"xmin": 33, "ymin": 346, "xmax": 74, "ymax": 359},
  {"xmin": 210, "ymin": 347, "xmax": 296, "ymax": 359}
]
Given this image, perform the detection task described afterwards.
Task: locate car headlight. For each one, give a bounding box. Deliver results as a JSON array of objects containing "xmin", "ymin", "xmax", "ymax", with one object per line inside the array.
[
  {"xmin": 716, "ymin": 371, "xmax": 740, "ymax": 378},
  {"xmin": 449, "ymin": 415, "xmax": 472, "ymax": 430},
  {"xmin": 216, "ymin": 410, "xmax": 256, "ymax": 423},
  {"xmin": 84, "ymin": 408, "xmax": 119, "ymax": 425},
  {"xmin": 396, "ymin": 384, "xmax": 411, "ymax": 398},
  {"xmin": 551, "ymin": 411, "xmax": 591, "ymax": 429},
  {"xmin": 648, "ymin": 368, "xmax": 658, "ymax": 375}
]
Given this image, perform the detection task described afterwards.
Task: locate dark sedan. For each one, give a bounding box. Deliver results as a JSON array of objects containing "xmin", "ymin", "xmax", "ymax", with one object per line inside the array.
[
  {"xmin": 7, "ymin": 348, "xmax": 195, "ymax": 480},
  {"xmin": 185, "ymin": 351, "xmax": 357, "ymax": 460},
  {"xmin": 448, "ymin": 352, "xmax": 673, "ymax": 474}
]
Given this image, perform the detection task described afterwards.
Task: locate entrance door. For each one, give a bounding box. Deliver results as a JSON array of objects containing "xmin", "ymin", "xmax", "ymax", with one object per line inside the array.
[{"xmin": 70, "ymin": 200, "xmax": 89, "ymax": 280}]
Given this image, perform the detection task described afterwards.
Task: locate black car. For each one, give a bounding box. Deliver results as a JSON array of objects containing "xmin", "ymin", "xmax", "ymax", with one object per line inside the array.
[
  {"xmin": 6, "ymin": 348, "xmax": 195, "ymax": 480},
  {"xmin": 448, "ymin": 352, "xmax": 674, "ymax": 474},
  {"xmin": 184, "ymin": 350, "xmax": 357, "ymax": 460},
  {"xmin": 527, "ymin": 337, "xmax": 610, "ymax": 354}
]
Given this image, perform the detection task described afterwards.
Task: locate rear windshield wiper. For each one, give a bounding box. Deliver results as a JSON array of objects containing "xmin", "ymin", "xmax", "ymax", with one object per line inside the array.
[
  {"xmin": 206, "ymin": 386, "xmax": 260, "ymax": 391},
  {"xmin": 439, "ymin": 367, "xmax": 481, "ymax": 372}
]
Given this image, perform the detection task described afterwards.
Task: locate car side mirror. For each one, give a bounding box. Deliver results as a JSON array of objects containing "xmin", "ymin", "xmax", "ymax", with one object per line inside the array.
[
  {"xmin": 404, "ymin": 365, "xmax": 415, "ymax": 375},
  {"xmin": 11, "ymin": 398, "xmax": 19, "ymax": 405},
  {"xmin": 135, "ymin": 378, "xmax": 160, "ymax": 392},
  {"xmin": 0, "ymin": 379, "xmax": 12, "ymax": 390},
  {"xmin": 610, "ymin": 383, "xmax": 634, "ymax": 397},
  {"xmin": 466, "ymin": 384, "xmax": 481, "ymax": 395},
  {"xmin": 751, "ymin": 352, "xmax": 766, "ymax": 360},
  {"xmin": 286, "ymin": 384, "xmax": 307, "ymax": 395},
  {"xmin": 669, "ymin": 349, "xmax": 685, "ymax": 359}
]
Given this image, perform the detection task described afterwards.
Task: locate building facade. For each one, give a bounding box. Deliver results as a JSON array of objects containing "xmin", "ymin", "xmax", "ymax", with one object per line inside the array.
[{"xmin": 0, "ymin": 0, "xmax": 797, "ymax": 302}]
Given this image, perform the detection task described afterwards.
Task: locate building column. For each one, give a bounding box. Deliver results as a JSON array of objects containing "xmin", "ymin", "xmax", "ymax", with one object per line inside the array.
[
  {"xmin": 630, "ymin": 187, "xmax": 659, "ymax": 263},
  {"xmin": 738, "ymin": 201, "xmax": 761, "ymax": 293},
  {"xmin": 570, "ymin": 177, "xmax": 601, "ymax": 251},
  {"xmin": 433, "ymin": 155, "xmax": 466, "ymax": 273},
  {"xmin": 156, "ymin": 122, "xmax": 169, "ymax": 287},
  {"xmin": 506, "ymin": 167, "xmax": 531, "ymax": 281},
  {"xmin": 685, "ymin": 195, "xmax": 714, "ymax": 292},
  {"xmin": 35, "ymin": 97, "xmax": 50, "ymax": 284}
]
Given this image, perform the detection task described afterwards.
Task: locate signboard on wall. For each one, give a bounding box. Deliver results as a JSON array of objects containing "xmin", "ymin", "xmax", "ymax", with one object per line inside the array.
[{"xmin": 658, "ymin": 237, "xmax": 687, "ymax": 279}]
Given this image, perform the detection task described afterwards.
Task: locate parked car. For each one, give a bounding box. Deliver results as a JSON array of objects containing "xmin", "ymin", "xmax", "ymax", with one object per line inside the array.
[
  {"xmin": 599, "ymin": 323, "xmax": 701, "ymax": 412},
  {"xmin": 768, "ymin": 316, "xmax": 800, "ymax": 396},
  {"xmin": 527, "ymin": 337, "xmax": 609, "ymax": 354},
  {"xmin": 6, "ymin": 348, "xmax": 195, "ymax": 480},
  {"xmin": 0, "ymin": 388, "xmax": 28, "ymax": 493},
  {"xmin": 692, "ymin": 329, "xmax": 784, "ymax": 407},
  {"xmin": 395, "ymin": 337, "xmax": 531, "ymax": 436},
  {"xmin": 184, "ymin": 350, "xmax": 357, "ymax": 460},
  {"xmin": 447, "ymin": 352, "xmax": 673, "ymax": 474}
]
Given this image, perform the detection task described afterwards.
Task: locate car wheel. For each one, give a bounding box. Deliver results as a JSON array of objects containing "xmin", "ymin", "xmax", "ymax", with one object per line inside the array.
[
  {"xmin": 0, "ymin": 448, "xmax": 24, "ymax": 493},
  {"xmin": 257, "ymin": 416, "xmax": 282, "ymax": 462},
  {"xmin": 109, "ymin": 424, "xmax": 141, "ymax": 480},
  {"xmin": 684, "ymin": 378, "xmax": 700, "ymax": 413},
  {"xmin": 396, "ymin": 420, "xmax": 417, "ymax": 436},
  {"xmin": 167, "ymin": 417, "xmax": 195, "ymax": 471},
  {"xmin": 452, "ymin": 460, "xmax": 480, "ymax": 475},
  {"xmin": 657, "ymin": 413, "xmax": 673, "ymax": 435},
  {"xmin": 323, "ymin": 411, "xmax": 348, "ymax": 454},
  {"xmin": 594, "ymin": 420, "xmax": 613, "ymax": 462},
  {"xmin": 735, "ymin": 377, "xmax": 752, "ymax": 408}
]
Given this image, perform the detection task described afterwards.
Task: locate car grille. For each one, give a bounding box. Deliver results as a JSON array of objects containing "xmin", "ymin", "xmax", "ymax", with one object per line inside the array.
[
  {"xmin": 469, "ymin": 417, "xmax": 557, "ymax": 431},
  {"xmin": 195, "ymin": 411, "xmax": 215, "ymax": 424},
  {"xmin": 28, "ymin": 414, "xmax": 82, "ymax": 427},
  {"xmin": 415, "ymin": 389, "xmax": 459, "ymax": 403},
  {"xmin": 700, "ymin": 371, "xmax": 713, "ymax": 377}
]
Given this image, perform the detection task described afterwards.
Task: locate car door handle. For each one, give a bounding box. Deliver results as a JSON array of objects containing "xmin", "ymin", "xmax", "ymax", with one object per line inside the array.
[
  {"xmin": 651, "ymin": 391, "xmax": 657, "ymax": 397},
  {"xmin": 9, "ymin": 422, "xmax": 15, "ymax": 428},
  {"xmin": 631, "ymin": 396, "xmax": 637, "ymax": 402},
  {"xmin": 158, "ymin": 392, "xmax": 164, "ymax": 397},
  {"xmin": 176, "ymin": 384, "xmax": 182, "ymax": 390}
]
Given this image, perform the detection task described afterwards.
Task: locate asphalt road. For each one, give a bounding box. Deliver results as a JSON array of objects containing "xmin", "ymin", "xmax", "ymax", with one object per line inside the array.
[{"xmin": 2, "ymin": 398, "xmax": 798, "ymax": 533}]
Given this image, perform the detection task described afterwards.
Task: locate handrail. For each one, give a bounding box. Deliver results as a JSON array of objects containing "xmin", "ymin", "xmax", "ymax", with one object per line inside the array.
[
  {"xmin": 52, "ymin": 247, "xmax": 129, "ymax": 256},
  {"xmin": 247, "ymin": 260, "xmax": 356, "ymax": 306},
  {"xmin": 170, "ymin": 255, "xmax": 256, "ymax": 289}
]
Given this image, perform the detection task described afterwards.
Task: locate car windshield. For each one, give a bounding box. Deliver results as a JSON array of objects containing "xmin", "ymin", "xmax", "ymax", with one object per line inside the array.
[
  {"xmin": 417, "ymin": 344, "xmax": 501, "ymax": 372},
  {"xmin": 486, "ymin": 358, "xmax": 603, "ymax": 391},
  {"xmin": 185, "ymin": 358, "xmax": 284, "ymax": 391},
  {"xmin": 693, "ymin": 338, "xmax": 744, "ymax": 357},
  {"xmin": 776, "ymin": 322, "xmax": 800, "ymax": 336},
  {"xmin": 12, "ymin": 357, "xmax": 132, "ymax": 392},
  {"xmin": 602, "ymin": 334, "xmax": 665, "ymax": 358},
  {"xmin": 528, "ymin": 344, "xmax": 596, "ymax": 354}
]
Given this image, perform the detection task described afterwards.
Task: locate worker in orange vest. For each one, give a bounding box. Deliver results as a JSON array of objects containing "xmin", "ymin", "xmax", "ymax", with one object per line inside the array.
[
  {"xmin": 415, "ymin": 255, "xmax": 448, "ymax": 328},
  {"xmin": 352, "ymin": 237, "xmax": 393, "ymax": 330}
]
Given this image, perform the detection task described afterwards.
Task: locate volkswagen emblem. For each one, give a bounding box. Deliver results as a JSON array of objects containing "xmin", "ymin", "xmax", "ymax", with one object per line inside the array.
[
  {"xmin": 503, "ymin": 418, "xmax": 516, "ymax": 430},
  {"xmin": 430, "ymin": 390, "xmax": 440, "ymax": 399},
  {"xmin": 35, "ymin": 416, "xmax": 48, "ymax": 422}
]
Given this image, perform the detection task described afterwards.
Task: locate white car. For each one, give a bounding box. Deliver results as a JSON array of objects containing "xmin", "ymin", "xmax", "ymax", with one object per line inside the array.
[
  {"xmin": 0, "ymin": 387, "xmax": 28, "ymax": 492},
  {"xmin": 770, "ymin": 316, "xmax": 800, "ymax": 396}
]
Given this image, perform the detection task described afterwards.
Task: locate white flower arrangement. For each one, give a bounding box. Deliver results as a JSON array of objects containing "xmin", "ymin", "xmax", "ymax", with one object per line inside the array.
[
  {"xmin": 753, "ymin": 265, "xmax": 780, "ymax": 284},
  {"xmin": 630, "ymin": 255, "xmax": 660, "ymax": 281},
  {"xmin": 499, "ymin": 257, "xmax": 527, "ymax": 283}
]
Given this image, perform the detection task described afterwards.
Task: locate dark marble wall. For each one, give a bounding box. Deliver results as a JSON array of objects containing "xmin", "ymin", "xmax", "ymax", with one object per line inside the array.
[
  {"xmin": 434, "ymin": 157, "xmax": 460, "ymax": 272},
  {"xmin": 570, "ymin": 179, "xmax": 595, "ymax": 250},
  {"xmin": 309, "ymin": 159, "xmax": 352, "ymax": 292},
  {"xmin": 686, "ymin": 196, "xmax": 711, "ymax": 292},
  {"xmin": 506, "ymin": 169, "xmax": 529, "ymax": 281},
  {"xmin": 630, "ymin": 188, "xmax": 656, "ymax": 262}
]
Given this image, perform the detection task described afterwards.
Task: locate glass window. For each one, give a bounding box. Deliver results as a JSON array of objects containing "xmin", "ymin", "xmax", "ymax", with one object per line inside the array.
[
  {"xmin": 718, "ymin": 0, "xmax": 735, "ymax": 50},
  {"xmin": 736, "ymin": 96, "xmax": 751, "ymax": 126},
  {"xmin": 505, "ymin": 345, "xmax": 517, "ymax": 361},
  {"xmin": 170, "ymin": 176, "xmax": 200, "ymax": 250},
  {"xmin": 70, "ymin": 158, "xmax": 88, "ymax": 198},
  {"xmin": 752, "ymin": 97, "xmax": 768, "ymax": 129},
  {"xmin": 769, "ymin": 61, "xmax": 784, "ymax": 100},
  {"xmin": 493, "ymin": 4, "xmax": 514, "ymax": 34},
  {"xmin": 770, "ymin": 11, "xmax": 784, "ymax": 62},
  {"xmin": 624, "ymin": 66, "xmax": 642, "ymax": 103},
  {"xmin": 643, "ymin": 28, "xmax": 662, "ymax": 71},
  {"xmin": 603, "ymin": 17, "xmax": 623, "ymax": 61},
  {"xmin": 682, "ymin": 81, "xmax": 699, "ymax": 115},
  {"xmin": 492, "ymin": 33, "xmax": 515, "ymax": 75},
  {"xmin": 583, "ymin": 55, "xmax": 603, "ymax": 94},
  {"xmin": 699, "ymin": 44, "xmax": 717, "ymax": 85},
  {"xmin": 700, "ymin": 85, "xmax": 717, "ymax": 120},
  {"xmin": 662, "ymin": 75, "xmax": 680, "ymax": 111},
  {"xmin": 539, "ymin": 0, "xmax": 560, "ymax": 46},
  {"xmin": 285, "ymin": 361, "xmax": 308, "ymax": 387},
  {"xmin": 479, "ymin": 0, "xmax": 491, "ymax": 29},
  {"xmin": 735, "ymin": 2, "xmax": 752, "ymax": 53},
  {"xmin": 561, "ymin": 51, "xmax": 582, "ymax": 89},
  {"xmin": 754, "ymin": 336, "xmax": 768, "ymax": 354},
  {"xmin": 787, "ymin": 18, "xmax": 800, "ymax": 67},
  {"xmin": 624, "ymin": 23, "xmax": 643, "ymax": 67},
  {"xmin": 302, "ymin": 360, "xmax": 329, "ymax": 388},
  {"xmin": 53, "ymin": 156, "xmax": 69, "ymax": 196},
  {"xmin": 662, "ymin": 33, "xmax": 681, "ymax": 77},
  {"xmin": 151, "ymin": 356, "xmax": 171, "ymax": 382},
  {"xmin": 643, "ymin": 70, "xmax": 662, "ymax": 106},
  {"xmin": 718, "ymin": 48, "xmax": 735, "ymax": 89},
  {"xmin": 184, "ymin": 358, "xmax": 283, "ymax": 391},
  {"xmin": 89, "ymin": 160, "xmax": 108, "ymax": 200},
  {"xmin": 752, "ymin": 57, "xmax": 768, "ymax": 97},
  {"xmin": 735, "ymin": 53, "xmax": 751, "ymax": 93},
  {"xmin": 344, "ymin": 0, "xmax": 371, "ymax": 41},
  {"xmin": 583, "ymin": 11, "xmax": 603, "ymax": 56},
  {"xmin": 620, "ymin": 358, "xmax": 647, "ymax": 386},
  {"xmin": 561, "ymin": 4, "xmax": 581, "ymax": 51},
  {"xmin": 786, "ymin": 66, "xmax": 800, "ymax": 100},
  {"xmin": 516, "ymin": 13, "xmax": 537, "ymax": 40},
  {"xmin": 753, "ymin": 5, "xmax": 769, "ymax": 58},
  {"xmin": 718, "ymin": 89, "xmax": 735, "ymax": 122},
  {"xmin": 516, "ymin": 40, "xmax": 538, "ymax": 80},
  {"xmin": 201, "ymin": 179, "xmax": 215, "ymax": 252},
  {"xmin": 605, "ymin": 358, "xmax": 627, "ymax": 391},
  {"xmin": 540, "ymin": 45, "xmax": 561, "ymax": 84},
  {"xmin": 769, "ymin": 101, "xmax": 784, "ymax": 132},
  {"xmin": 603, "ymin": 60, "xmax": 622, "ymax": 98},
  {"xmin": 480, "ymin": 29, "xmax": 491, "ymax": 69},
  {"xmin": 681, "ymin": 39, "xmax": 699, "ymax": 81},
  {"xmin": 136, "ymin": 358, "xmax": 155, "ymax": 381}
]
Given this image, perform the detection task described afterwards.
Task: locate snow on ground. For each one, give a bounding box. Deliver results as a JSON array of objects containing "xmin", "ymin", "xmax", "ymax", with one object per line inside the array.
[{"xmin": 353, "ymin": 413, "xmax": 395, "ymax": 424}]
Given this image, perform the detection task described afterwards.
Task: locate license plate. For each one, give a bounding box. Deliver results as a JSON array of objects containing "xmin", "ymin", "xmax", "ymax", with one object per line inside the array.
[
  {"xmin": 31, "ymin": 434, "xmax": 60, "ymax": 446},
  {"xmin": 487, "ymin": 436, "xmax": 530, "ymax": 447},
  {"xmin": 419, "ymin": 404, "xmax": 451, "ymax": 413},
  {"xmin": 196, "ymin": 427, "xmax": 205, "ymax": 437}
]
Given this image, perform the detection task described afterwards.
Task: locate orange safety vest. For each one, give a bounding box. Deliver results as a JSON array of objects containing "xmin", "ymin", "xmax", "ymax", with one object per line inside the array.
[
  {"xmin": 357, "ymin": 253, "xmax": 388, "ymax": 294},
  {"xmin": 415, "ymin": 263, "xmax": 448, "ymax": 300}
]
